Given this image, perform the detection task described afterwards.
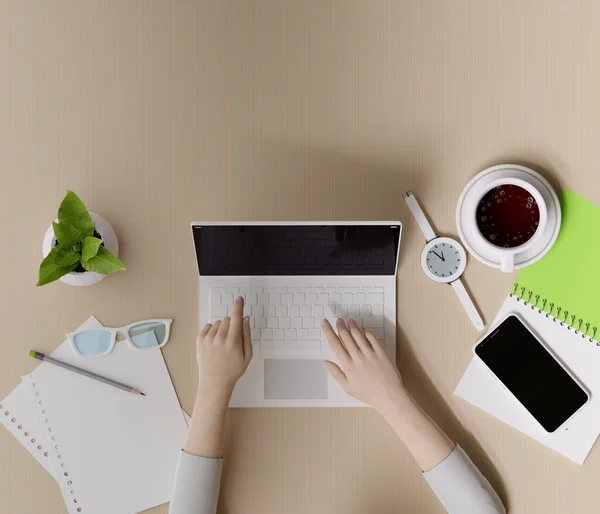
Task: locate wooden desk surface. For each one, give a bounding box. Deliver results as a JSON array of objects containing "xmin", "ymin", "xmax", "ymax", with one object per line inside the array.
[{"xmin": 1, "ymin": 2, "xmax": 599, "ymax": 513}]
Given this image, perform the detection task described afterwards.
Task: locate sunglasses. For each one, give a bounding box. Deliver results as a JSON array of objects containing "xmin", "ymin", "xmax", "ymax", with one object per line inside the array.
[{"xmin": 66, "ymin": 319, "xmax": 173, "ymax": 357}]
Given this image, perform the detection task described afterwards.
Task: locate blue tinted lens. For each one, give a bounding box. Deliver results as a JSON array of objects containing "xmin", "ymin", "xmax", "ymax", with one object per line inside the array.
[
  {"xmin": 129, "ymin": 322, "xmax": 167, "ymax": 349},
  {"xmin": 73, "ymin": 330, "xmax": 112, "ymax": 355}
]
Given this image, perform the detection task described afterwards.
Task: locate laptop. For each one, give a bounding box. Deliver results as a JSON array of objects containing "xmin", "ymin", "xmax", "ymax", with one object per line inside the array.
[{"xmin": 191, "ymin": 222, "xmax": 402, "ymax": 407}]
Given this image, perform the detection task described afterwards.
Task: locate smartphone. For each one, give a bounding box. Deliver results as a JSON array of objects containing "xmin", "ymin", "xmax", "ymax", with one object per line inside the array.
[{"xmin": 474, "ymin": 313, "xmax": 589, "ymax": 433}]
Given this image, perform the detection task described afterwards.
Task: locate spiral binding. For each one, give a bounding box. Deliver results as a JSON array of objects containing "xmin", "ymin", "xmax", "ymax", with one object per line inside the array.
[{"xmin": 510, "ymin": 282, "xmax": 599, "ymax": 346}]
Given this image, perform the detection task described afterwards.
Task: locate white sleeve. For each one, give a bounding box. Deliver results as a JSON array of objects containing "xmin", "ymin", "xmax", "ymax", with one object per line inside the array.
[
  {"xmin": 423, "ymin": 446, "xmax": 506, "ymax": 514},
  {"xmin": 169, "ymin": 451, "xmax": 223, "ymax": 514}
]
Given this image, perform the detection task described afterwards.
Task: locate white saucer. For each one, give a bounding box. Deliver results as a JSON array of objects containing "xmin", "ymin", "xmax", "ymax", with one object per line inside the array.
[{"xmin": 456, "ymin": 164, "xmax": 561, "ymax": 271}]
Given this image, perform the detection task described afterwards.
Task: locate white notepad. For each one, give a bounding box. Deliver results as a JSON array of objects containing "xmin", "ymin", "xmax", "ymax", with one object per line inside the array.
[
  {"xmin": 1, "ymin": 377, "xmax": 191, "ymax": 482},
  {"xmin": 22, "ymin": 316, "xmax": 189, "ymax": 514},
  {"xmin": 455, "ymin": 294, "xmax": 600, "ymax": 464},
  {"xmin": 0, "ymin": 317, "xmax": 191, "ymax": 510},
  {"xmin": 0, "ymin": 384, "xmax": 55, "ymax": 475}
]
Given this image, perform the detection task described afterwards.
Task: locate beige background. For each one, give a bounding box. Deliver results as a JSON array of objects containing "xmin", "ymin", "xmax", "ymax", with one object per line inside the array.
[{"xmin": 1, "ymin": 1, "xmax": 600, "ymax": 513}]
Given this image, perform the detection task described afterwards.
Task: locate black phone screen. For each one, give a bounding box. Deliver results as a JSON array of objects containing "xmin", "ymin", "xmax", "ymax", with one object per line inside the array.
[{"xmin": 475, "ymin": 315, "xmax": 589, "ymax": 432}]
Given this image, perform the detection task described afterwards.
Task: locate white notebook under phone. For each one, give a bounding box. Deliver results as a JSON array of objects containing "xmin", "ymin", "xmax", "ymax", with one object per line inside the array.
[{"xmin": 455, "ymin": 295, "xmax": 600, "ymax": 465}]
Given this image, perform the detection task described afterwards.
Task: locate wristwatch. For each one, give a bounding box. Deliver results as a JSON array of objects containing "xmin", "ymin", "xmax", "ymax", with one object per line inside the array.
[{"xmin": 403, "ymin": 190, "xmax": 485, "ymax": 331}]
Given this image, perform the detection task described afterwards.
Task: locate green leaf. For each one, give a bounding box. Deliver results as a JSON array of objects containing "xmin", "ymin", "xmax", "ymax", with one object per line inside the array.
[
  {"xmin": 52, "ymin": 221, "xmax": 81, "ymax": 248},
  {"xmin": 57, "ymin": 190, "xmax": 94, "ymax": 238},
  {"xmin": 37, "ymin": 247, "xmax": 80, "ymax": 286},
  {"xmin": 54, "ymin": 247, "xmax": 81, "ymax": 266},
  {"xmin": 81, "ymin": 236, "xmax": 102, "ymax": 261},
  {"xmin": 81, "ymin": 246, "xmax": 125, "ymax": 275}
]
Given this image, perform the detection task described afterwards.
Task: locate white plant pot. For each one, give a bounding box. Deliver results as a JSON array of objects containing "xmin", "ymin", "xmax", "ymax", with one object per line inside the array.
[{"xmin": 42, "ymin": 212, "xmax": 120, "ymax": 286}]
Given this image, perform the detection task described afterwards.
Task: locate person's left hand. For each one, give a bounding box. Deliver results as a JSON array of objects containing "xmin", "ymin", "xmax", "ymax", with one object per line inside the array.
[
  {"xmin": 196, "ymin": 296, "xmax": 253, "ymax": 396},
  {"xmin": 185, "ymin": 297, "xmax": 253, "ymax": 458}
]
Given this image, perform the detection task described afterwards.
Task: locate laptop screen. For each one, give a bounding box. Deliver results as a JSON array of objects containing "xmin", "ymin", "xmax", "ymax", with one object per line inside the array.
[{"xmin": 192, "ymin": 224, "xmax": 400, "ymax": 276}]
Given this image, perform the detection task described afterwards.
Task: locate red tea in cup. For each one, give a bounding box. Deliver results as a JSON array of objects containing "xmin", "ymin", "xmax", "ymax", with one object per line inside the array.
[{"xmin": 476, "ymin": 185, "xmax": 540, "ymax": 248}]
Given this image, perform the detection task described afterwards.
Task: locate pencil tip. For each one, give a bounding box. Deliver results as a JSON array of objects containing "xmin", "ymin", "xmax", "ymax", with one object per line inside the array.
[{"xmin": 140, "ymin": 392, "xmax": 146, "ymax": 396}]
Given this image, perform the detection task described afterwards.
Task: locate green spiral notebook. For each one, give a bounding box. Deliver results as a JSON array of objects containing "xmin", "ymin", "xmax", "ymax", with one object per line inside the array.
[{"xmin": 514, "ymin": 189, "xmax": 600, "ymax": 339}]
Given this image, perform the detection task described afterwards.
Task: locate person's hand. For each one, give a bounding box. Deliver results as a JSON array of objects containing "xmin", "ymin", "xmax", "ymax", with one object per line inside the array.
[
  {"xmin": 321, "ymin": 318, "xmax": 407, "ymax": 416},
  {"xmin": 196, "ymin": 296, "xmax": 253, "ymax": 397},
  {"xmin": 186, "ymin": 297, "xmax": 252, "ymax": 458}
]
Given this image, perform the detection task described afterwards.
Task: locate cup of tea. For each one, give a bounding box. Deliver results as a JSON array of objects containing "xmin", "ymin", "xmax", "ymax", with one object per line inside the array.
[
  {"xmin": 456, "ymin": 164, "xmax": 560, "ymax": 273},
  {"xmin": 473, "ymin": 178, "xmax": 548, "ymax": 272}
]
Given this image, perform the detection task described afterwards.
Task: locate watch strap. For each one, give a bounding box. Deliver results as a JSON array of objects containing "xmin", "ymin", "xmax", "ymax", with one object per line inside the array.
[
  {"xmin": 403, "ymin": 191, "xmax": 437, "ymax": 242},
  {"xmin": 450, "ymin": 278, "xmax": 485, "ymax": 331}
]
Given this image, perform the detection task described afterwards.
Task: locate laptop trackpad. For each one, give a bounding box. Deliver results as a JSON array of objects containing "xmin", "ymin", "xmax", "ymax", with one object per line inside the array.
[{"xmin": 265, "ymin": 359, "xmax": 328, "ymax": 399}]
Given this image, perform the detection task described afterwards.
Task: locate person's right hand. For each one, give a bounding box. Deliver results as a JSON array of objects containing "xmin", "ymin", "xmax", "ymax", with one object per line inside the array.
[{"xmin": 321, "ymin": 318, "xmax": 407, "ymax": 416}]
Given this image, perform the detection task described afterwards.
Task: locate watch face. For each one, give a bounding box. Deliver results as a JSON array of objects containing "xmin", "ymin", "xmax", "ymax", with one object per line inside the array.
[{"xmin": 425, "ymin": 241, "xmax": 462, "ymax": 279}]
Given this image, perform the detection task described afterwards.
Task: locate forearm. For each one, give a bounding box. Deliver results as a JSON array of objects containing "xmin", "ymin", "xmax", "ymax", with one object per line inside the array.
[
  {"xmin": 381, "ymin": 392, "xmax": 454, "ymax": 472},
  {"xmin": 184, "ymin": 386, "xmax": 232, "ymax": 458},
  {"xmin": 382, "ymin": 393, "xmax": 505, "ymax": 513},
  {"xmin": 171, "ymin": 387, "xmax": 230, "ymax": 514}
]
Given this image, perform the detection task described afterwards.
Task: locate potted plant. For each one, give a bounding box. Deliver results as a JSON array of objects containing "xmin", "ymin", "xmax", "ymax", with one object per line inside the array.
[{"xmin": 38, "ymin": 190, "xmax": 125, "ymax": 286}]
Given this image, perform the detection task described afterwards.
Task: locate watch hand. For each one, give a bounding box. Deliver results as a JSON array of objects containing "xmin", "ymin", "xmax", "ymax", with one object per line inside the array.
[
  {"xmin": 441, "ymin": 251, "xmax": 445, "ymax": 261},
  {"xmin": 431, "ymin": 250, "xmax": 444, "ymax": 261}
]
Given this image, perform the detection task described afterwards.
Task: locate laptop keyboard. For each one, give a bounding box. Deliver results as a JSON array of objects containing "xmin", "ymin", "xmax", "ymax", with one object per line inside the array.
[{"xmin": 209, "ymin": 286, "xmax": 385, "ymax": 352}]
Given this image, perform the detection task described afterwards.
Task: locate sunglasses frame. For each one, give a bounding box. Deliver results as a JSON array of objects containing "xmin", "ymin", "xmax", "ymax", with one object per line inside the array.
[{"xmin": 66, "ymin": 319, "xmax": 173, "ymax": 357}]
